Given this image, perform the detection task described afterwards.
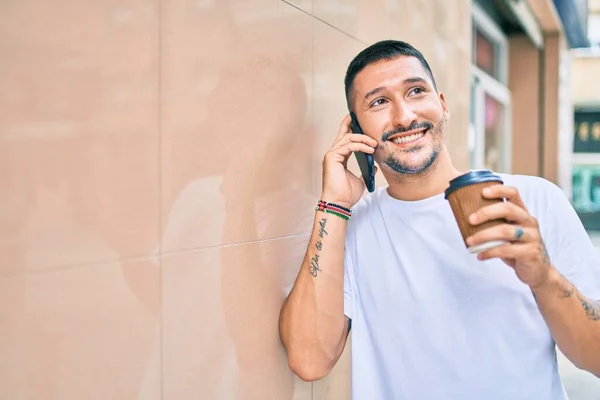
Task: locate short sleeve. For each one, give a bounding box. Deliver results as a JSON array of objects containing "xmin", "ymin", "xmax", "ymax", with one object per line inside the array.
[
  {"xmin": 541, "ymin": 182, "xmax": 600, "ymax": 300},
  {"xmin": 343, "ymin": 247, "xmax": 355, "ymax": 320}
]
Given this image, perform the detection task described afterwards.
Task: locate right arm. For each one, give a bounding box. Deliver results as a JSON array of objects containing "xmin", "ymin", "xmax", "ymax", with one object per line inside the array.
[{"xmin": 278, "ymin": 115, "xmax": 378, "ymax": 381}]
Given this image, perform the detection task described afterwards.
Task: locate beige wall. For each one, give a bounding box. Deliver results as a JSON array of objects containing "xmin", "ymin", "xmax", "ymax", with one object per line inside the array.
[
  {"xmin": 508, "ymin": 32, "xmax": 566, "ymax": 184},
  {"xmin": 0, "ymin": 1, "xmax": 470, "ymax": 399},
  {"xmin": 542, "ymin": 34, "xmax": 564, "ymax": 184},
  {"xmin": 572, "ymin": 56, "xmax": 600, "ymax": 106},
  {"xmin": 509, "ymin": 35, "xmax": 541, "ymax": 176},
  {"xmin": 571, "ymin": 0, "xmax": 600, "ymax": 106}
]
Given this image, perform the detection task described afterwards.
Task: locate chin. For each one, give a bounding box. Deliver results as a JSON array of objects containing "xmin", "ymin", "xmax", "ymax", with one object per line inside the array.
[{"xmin": 385, "ymin": 149, "xmax": 440, "ymax": 176}]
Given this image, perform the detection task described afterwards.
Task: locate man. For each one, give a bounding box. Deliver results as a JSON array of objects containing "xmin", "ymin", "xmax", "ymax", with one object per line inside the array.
[{"xmin": 279, "ymin": 40, "xmax": 600, "ymax": 399}]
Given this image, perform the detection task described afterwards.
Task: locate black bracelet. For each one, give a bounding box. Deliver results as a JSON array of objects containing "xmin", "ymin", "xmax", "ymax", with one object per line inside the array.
[{"xmin": 317, "ymin": 200, "xmax": 352, "ymax": 214}]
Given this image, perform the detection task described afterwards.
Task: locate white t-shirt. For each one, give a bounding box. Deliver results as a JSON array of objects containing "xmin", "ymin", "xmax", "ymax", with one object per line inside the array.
[{"xmin": 343, "ymin": 173, "xmax": 600, "ymax": 400}]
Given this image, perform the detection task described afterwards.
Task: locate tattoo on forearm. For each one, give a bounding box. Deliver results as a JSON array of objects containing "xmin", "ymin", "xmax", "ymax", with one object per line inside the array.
[
  {"xmin": 310, "ymin": 218, "xmax": 328, "ymax": 277},
  {"xmin": 555, "ymin": 274, "xmax": 600, "ymax": 321},
  {"xmin": 318, "ymin": 218, "xmax": 328, "ymax": 238},
  {"xmin": 557, "ymin": 275, "xmax": 575, "ymax": 298},
  {"xmin": 577, "ymin": 295, "xmax": 600, "ymax": 321},
  {"xmin": 309, "ymin": 254, "xmax": 321, "ymax": 277},
  {"xmin": 540, "ymin": 239, "xmax": 551, "ymax": 266}
]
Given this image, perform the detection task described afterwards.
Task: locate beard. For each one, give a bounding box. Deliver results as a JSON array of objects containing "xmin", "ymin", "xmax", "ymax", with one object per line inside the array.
[{"xmin": 383, "ymin": 116, "xmax": 446, "ymax": 175}]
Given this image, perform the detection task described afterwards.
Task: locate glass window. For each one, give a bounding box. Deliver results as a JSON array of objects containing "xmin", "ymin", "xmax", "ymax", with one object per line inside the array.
[
  {"xmin": 574, "ymin": 110, "xmax": 600, "ymax": 153},
  {"xmin": 572, "ymin": 165, "xmax": 600, "ymax": 231},
  {"xmin": 475, "ymin": 29, "xmax": 498, "ymax": 79},
  {"xmin": 572, "ymin": 165, "xmax": 600, "ymax": 212},
  {"xmin": 469, "ymin": 79, "xmax": 478, "ymax": 168},
  {"xmin": 484, "ymin": 93, "xmax": 506, "ymax": 171},
  {"xmin": 470, "ymin": 4, "xmax": 510, "ymax": 172}
]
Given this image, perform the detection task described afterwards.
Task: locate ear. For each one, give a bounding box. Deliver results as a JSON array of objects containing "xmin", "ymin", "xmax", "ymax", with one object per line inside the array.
[{"xmin": 438, "ymin": 92, "xmax": 450, "ymax": 118}]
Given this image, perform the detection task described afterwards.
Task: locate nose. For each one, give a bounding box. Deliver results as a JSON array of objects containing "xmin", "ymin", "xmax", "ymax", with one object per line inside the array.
[{"xmin": 391, "ymin": 101, "xmax": 417, "ymax": 130}]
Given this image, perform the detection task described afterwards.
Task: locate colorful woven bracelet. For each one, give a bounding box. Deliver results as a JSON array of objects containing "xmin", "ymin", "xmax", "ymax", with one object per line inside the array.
[{"xmin": 315, "ymin": 200, "xmax": 352, "ymax": 221}]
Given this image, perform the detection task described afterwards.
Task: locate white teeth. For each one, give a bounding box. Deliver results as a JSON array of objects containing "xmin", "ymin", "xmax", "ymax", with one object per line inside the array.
[{"xmin": 392, "ymin": 132, "xmax": 424, "ymax": 144}]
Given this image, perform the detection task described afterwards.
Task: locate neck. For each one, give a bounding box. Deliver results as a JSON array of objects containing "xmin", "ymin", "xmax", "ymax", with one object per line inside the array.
[{"xmin": 384, "ymin": 148, "xmax": 463, "ymax": 201}]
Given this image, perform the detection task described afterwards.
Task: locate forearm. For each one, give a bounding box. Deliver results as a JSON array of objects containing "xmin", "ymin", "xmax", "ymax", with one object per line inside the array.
[
  {"xmin": 532, "ymin": 267, "xmax": 600, "ymax": 376},
  {"xmin": 279, "ymin": 210, "xmax": 349, "ymax": 380}
]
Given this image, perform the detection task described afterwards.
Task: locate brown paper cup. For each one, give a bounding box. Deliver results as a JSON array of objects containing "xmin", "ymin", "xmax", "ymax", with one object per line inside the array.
[{"xmin": 446, "ymin": 180, "xmax": 507, "ymax": 254}]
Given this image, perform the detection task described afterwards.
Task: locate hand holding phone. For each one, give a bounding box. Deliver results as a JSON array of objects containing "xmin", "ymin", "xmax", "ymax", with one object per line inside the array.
[{"xmin": 320, "ymin": 115, "xmax": 378, "ymax": 208}]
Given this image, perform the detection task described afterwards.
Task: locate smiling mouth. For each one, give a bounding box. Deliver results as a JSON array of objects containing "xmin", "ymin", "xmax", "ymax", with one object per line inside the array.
[{"xmin": 388, "ymin": 129, "xmax": 427, "ymax": 145}]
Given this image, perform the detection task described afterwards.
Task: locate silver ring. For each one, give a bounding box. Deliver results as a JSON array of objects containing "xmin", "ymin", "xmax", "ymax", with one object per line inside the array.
[{"xmin": 514, "ymin": 226, "xmax": 524, "ymax": 240}]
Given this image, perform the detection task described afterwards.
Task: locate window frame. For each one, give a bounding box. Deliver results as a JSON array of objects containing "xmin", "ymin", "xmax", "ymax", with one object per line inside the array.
[{"xmin": 469, "ymin": 2, "xmax": 512, "ymax": 173}]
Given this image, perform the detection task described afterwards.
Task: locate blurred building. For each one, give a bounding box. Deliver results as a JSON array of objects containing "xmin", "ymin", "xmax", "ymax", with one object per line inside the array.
[
  {"xmin": 468, "ymin": 0, "xmax": 589, "ymax": 189},
  {"xmin": 570, "ymin": 0, "xmax": 600, "ymax": 230}
]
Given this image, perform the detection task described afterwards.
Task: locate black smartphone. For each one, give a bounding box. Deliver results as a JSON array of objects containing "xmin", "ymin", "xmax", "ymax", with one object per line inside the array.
[{"xmin": 349, "ymin": 112, "xmax": 376, "ymax": 193}]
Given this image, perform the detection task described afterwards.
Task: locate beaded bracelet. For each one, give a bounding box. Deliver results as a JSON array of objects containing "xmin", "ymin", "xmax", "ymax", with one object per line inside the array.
[{"xmin": 315, "ymin": 200, "xmax": 353, "ymax": 221}]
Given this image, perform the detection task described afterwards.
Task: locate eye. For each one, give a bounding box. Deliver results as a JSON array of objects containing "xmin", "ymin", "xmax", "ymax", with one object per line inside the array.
[
  {"xmin": 370, "ymin": 98, "xmax": 388, "ymax": 108},
  {"xmin": 408, "ymin": 87, "xmax": 426, "ymax": 96}
]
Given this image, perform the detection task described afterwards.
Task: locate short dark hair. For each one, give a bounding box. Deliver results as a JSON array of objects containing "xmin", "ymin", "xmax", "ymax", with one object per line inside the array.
[{"xmin": 344, "ymin": 40, "xmax": 437, "ymax": 110}]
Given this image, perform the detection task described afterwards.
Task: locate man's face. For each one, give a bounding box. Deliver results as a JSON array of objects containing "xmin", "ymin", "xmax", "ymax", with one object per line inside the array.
[{"xmin": 351, "ymin": 56, "xmax": 449, "ymax": 175}]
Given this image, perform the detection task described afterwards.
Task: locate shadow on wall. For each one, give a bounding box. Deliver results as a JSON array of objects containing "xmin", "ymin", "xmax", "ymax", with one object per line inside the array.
[
  {"xmin": 219, "ymin": 53, "xmax": 312, "ymax": 398},
  {"xmin": 158, "ymin": 1, "xmax": 315, "ymax": 398}
]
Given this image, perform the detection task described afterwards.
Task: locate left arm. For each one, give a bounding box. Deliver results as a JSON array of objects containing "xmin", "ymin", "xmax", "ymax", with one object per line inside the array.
[{"xmin": 467, "ymin": 184, "xmax": 600, "ymax": 377}]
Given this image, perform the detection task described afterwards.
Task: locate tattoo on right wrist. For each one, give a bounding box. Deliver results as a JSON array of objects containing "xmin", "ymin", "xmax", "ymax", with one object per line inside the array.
[{"xmin": 309, "ymin": 217, "xmax": 328, "ymax": 277}]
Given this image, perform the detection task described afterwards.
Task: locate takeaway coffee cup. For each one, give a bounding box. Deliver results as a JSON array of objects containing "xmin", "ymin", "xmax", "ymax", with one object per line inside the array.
[{"xmin": 444, "ymin": 170, "xmax": 507, "ymax": 254}]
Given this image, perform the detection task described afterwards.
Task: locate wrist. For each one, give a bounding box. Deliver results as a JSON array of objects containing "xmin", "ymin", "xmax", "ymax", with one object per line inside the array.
[
  {"xmin": 319, "ymin": 194, "xmax": 352, "ymax": 209},
  {"xmin": 316, "ymin": 200, "xmax": 353, "ymax": 221},
  {"xmin": 530, "ymin": 266, "xmax": 560, "ymax": 294}
]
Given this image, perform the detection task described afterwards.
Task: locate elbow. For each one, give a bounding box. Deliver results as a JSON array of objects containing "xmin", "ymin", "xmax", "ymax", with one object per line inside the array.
[
  {"xmin": 288, "ymin": 361, "xmax": 330, "ymax": 382},
  {"xmin": 287, "ymin": 355, "xmax": 332, "ymax": 382}
]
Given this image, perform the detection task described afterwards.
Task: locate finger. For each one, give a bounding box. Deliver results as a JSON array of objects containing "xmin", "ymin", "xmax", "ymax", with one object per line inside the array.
[
  {"xmin": 481, "ymin": 185, "xmax": 527, "ymax": 210},
  {"xmin": 469, "ymin": 201, "xmax": 531, "ymax": 225},
  {"xmin": 333, "ymin": 142, "xmax": 375, "ymax": 156},
  {"xmin": 335, "ymin": 115, "xmax": 352, "ymax": 141},
  {"xmin": 477, "ymin": 242, "xmax": 531, "ymax": 261},
  {"xmin": 325, "ymin": 143, "xmax": 376, "ymax": 166},
  {"xmin": 466, "ymin": 224, "xmax": 537, "ymax": 248},
  {"xmin": 332, "ymin": 133, "xmax": 378, "ymax": 150}
]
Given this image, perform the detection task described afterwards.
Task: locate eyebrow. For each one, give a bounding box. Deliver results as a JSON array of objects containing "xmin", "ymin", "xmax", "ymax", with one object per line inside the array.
[{"xmin": 363, "ymin": 77, "xmax": 429, "ymax": 101}]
